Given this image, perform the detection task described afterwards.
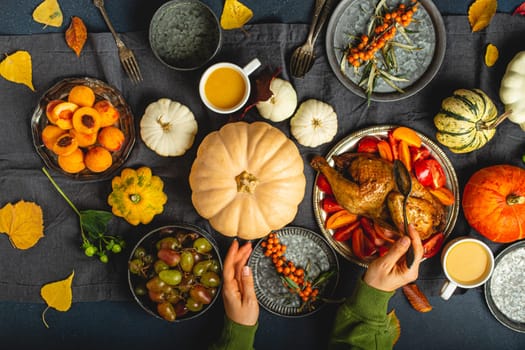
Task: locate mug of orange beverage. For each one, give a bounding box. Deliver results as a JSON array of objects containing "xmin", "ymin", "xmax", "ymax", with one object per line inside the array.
[
  {"xmin": 199, "ymin": 58, "xmax": 261, "ymax": 114},
  {"xmin": 440, "ymin": 237, "xmax": 494, "ymax": 300}
]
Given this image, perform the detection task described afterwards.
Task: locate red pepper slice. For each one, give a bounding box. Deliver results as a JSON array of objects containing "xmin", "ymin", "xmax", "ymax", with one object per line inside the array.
[
  {"xmin": 352, "ymin": 227, "xmax": 376, "ymax": 260},
  {"xmin": 413, "ymin": 158, "xmax": 446, "ymax": 189},
  {"xmin": 360, "ymin": 217, "xmax": 384, "ymax": 247},
  {"xmin": 388, "ymin": 130, "xmax": 399, "ymax": 160},
  {"xmin": 357, "ymin": 136, "xmax": 380, "ymax": 153},
  {"xmin": 316, "ymin": 174, "xmax": 333, "ymax": 194},
  {"xmin": 422, "ymin": 232, "xmax": 445, "ymax": 259},
  {"xmin": 333, "ymin": 221, "xmax": 360, "ymax": 242},
  {"xmin": 321, "ymin": 196, "xmax": 344, "ymax": 213}
]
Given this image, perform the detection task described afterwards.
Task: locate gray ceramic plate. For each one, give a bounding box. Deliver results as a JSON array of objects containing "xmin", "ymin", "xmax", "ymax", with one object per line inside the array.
[
  {"xmin": 31, "ymin": 77, "xmax": 135, "ymax": 181},
  {"xmin": 325, "ymin": 0, "xmax": 446, "ymax": 101},
  {"xmin": 248, "ymin": 226, "xmax": 339, "ymax": 317},
  {"xmin": 485, "ymin": 241, "xmax": 525, "ymax": 333},
  {"xmin": 312, "ymin": 125, "xmax": 459, "ymax": 267},
  {"xmin": 149, "ymin": 0, "xmax": 222, "ymax": 71}
]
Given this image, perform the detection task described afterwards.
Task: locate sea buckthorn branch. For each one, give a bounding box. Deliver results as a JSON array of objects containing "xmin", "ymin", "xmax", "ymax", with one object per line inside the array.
[{"xmin": 342, "ymin": 0, "xmax": 420, "ymax": 101}]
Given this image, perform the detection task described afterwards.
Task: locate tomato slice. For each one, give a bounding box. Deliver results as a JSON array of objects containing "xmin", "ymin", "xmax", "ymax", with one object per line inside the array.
[
  {"xmin": 316, "ymin": 174, "xmax": 333, "ymax": 194},
  {"xmin": 413, "ymin": 158, "xmax": 446, "ymax": 189},
  {"xmin": 422, "ymin": 233, "xmax": 445, "ymax": 259},
  {"xmin": 357, "ymin": 136, "xmax": 380, "ymax": 153}
]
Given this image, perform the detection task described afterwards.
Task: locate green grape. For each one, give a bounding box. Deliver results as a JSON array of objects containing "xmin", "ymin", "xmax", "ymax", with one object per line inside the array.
[
  {"xmin": 159, "ymin": 269, "xmax": 183, "ymax": 286},
  {"xmin": 200, "ymin": 271, "xmax": 221, "ymax": 287},
  {"xmin": 193, "ymin": 237, "xmax": 213, "ymax": 253},
  {"xmin": 133, "ymin": 246, "xmax": 146, "ymax": 259},
  {"xmin": 180, "ymin": 251, "xmax": 195, "ymax": 272}
]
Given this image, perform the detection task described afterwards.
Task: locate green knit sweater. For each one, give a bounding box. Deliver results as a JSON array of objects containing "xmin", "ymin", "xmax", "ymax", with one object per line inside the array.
[{"xmin": 209, "ymin": 278, "xmax": 399, "ymax": 350}]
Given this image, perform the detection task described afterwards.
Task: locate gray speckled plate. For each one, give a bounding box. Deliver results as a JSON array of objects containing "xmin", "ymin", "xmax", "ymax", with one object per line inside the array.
[
  {"xmin": 325, "ymin": 0, "xmax": 446, "ymax": 101},
  {"xmin": 312, "ymin": 125, "xmax": 459, "ymax": 267},
  {"xmin": 248, "ymin": 227, "xmax": 339, "ymax": 317},
  {"xmin": 485, "ymin": 241, "xmax": 525, "ymax": 333}
]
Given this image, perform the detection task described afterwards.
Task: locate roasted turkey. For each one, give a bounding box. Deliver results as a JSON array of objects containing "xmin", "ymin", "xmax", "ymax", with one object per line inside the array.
[{"xmin": 311, "ymin": 153, "xmax": 446, "ymax": 240}]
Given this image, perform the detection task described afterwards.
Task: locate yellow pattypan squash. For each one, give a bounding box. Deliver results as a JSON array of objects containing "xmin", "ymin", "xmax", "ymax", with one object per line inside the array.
[{"xmin": 107, "ymin": 167, "xmax": 167, "ymax": 226}]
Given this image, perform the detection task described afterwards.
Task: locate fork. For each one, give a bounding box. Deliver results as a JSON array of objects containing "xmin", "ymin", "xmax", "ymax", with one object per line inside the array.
[
  {"xmin": 290, "ymin": 0, "xmax": 327, "ymax": 78},
  {"xmin": 93, "ymin": 0, "xmax": 143, "ymax": 84}
]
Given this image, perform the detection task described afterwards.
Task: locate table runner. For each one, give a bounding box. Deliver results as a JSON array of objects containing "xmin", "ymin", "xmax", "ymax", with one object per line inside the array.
[{"xmin": 0, "ymin": 14, "xmax": 523, "ymax": 302}]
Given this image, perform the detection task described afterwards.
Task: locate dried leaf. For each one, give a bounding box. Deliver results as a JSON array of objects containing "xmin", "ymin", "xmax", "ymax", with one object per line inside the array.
[
  {"xmin": 231, "ymin": 66, "xmax": 282, "ymax": 121},
  {"xmin": 484, "ymin": 43, "xmax": 499, "ymax": 67},
  {"xmin": 40, "ymin": 271, "xmax": 74, "ymax": 328},
  {"xmin": 468, "ymin": 0, "xmax": 497, "ymax": 32},
  {"xmin": 402, "ymin": 283, "xmax": 433, "ymax": 312},
  {"xmin": 0, "ymin": 200, "xmax": 44, "ymax": 249},
  {"xmin": 65, "ymin": 16, "xmax": 87, "ymax": 57},
  {"xmin": 0, "ymin": 51, "xmax": 35, "ymax": 91},
  {"xmin": 33, "ymin": 0, "xmax": 63, "ymax": 28},
  {"xmin": 513, "ymin": 2, "xmax": 525, "ymax": 15},
  {"xmin": 220, "ymin": 0, "xmax": 253, "ymax": 30}
]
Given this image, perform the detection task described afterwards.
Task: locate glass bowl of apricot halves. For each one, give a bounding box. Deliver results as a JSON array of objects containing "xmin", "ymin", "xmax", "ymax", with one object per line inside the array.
[{"xmin": 31, "ymin": 77, "xmax": 135, "ymax": 181}]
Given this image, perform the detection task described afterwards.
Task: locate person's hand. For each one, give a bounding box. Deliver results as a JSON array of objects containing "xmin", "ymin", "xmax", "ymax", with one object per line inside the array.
[
  {"xmin": 363, "ymin": 224, "xmax": 424, "ymax": 292},
  {"xmin": 222, "ymin": 239, "xmax": 259, "ymax": 326}
]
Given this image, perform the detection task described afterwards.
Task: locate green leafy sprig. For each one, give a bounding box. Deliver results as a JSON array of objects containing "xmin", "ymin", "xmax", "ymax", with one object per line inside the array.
[{"xmin": 42, "ymin": 167, "xmax": 125, "ymax": 263}]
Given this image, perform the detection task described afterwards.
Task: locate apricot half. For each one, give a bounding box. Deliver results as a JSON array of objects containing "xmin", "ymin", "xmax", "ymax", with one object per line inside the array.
[
  {"xmin": 94, "ymin": 100, "xmax": 120, "ymax": 127},
  {"xmin": 72, "ymin": 107, "xmax": 101, "ymax": 135},
  {"xmin": 42, "ymin": 125, "xmax": 66, "ymax": 150},
  {"xmin": 84, "ymin": 146, "xmax": 113, "ymax": 173},
  {"xmin": 58, "ymin": 148, "xmax": 86, "ymax": 173},
  {"xmin": 98, "ymin": 126, "xmax": 125, "ymax": 151},
  {"xmin": 53, "ymin": 133, "xmax": 78, "ymax": 156},
  {"xmin": 51, "ymin": 102, "xmax": 79, "ymax": 130},
  {"xmin": 45, "ymin": 99, "xmax": 65, "ymax": 124},
  {"xmin": 70, "ymin": 128, "xmax": 97, "ymax": 147},
  {"xmin": 68, "ymin": 85, "xmax": 96, "ymax": 107}
]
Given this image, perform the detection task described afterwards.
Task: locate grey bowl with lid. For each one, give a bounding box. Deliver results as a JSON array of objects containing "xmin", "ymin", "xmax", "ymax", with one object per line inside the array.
[{"xmin": 149, "ymin": 0, "xmax": 222, "ymax": 71}]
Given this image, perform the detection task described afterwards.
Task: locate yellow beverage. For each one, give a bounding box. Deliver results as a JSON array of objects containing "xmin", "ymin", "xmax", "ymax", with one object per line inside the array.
[
  {"xmin": 445, "ymin": 241, "xmax": 491, "ymax": 285},
  {"xmin": 204, "ymin": 67, "xmax": 246, "ymax": 109}
]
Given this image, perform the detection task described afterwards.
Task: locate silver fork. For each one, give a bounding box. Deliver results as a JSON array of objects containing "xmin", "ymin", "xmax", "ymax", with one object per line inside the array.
[
  {"xmin": 290, "ymin": 0, "xmax": 327, "ymax": 78},
  {"xmin": 93, "ymin": 0, "xmax": 143, "ymax": 83}
]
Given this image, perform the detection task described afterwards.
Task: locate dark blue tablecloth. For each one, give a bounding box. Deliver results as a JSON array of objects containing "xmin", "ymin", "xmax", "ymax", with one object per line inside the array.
[{"xmin": 1, "ymin": 1, "xmax": 525, "ymax": 349}]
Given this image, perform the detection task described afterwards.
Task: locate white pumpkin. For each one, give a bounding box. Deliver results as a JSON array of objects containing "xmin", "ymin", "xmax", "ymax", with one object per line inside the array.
[
  {"xmin": 290, "ymin": 99, "xmax": 337, "ymax": 147},
  {"xmin": 140, "ymin": 98, "xmax": 198, "ymax": 156},
  {"xmin": 256, "ymin": 78, "xmax": 298, "ymax": 122},
  {"xmin": 499, "ymin": 51, "xmax": 525, "ymax": 131}
]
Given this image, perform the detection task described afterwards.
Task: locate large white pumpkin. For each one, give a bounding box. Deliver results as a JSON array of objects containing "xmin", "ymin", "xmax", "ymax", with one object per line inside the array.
[{"xmin": 189, "ymin": 121, "xmax": 306, "ymax": 239}]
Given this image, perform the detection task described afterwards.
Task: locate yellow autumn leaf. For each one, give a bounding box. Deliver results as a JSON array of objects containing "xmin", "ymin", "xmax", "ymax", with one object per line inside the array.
[
  {"xmin": 468, "ymin": 0, "xmax": 497, "ymax": 32},
  {"xmin": 0, "ymin": 51, "xmax": 35, "ymax": 91},
  {"xmin": 0, "ymin": 200, "xmax": 44, "ymax": 249},
  {"xmin": 484, "ymin": 43, "xmax": 499, "ymax": 67},
  {"xmin": 41, "ymin": 271, "xmax": 74, "ymax": 328},
  {"xmin": 220, "ymin": 0, "xmax": 253, "ymax": 30},
  {"xmin": 33, "ymin": 0, "xmax": 63, "ymax": 28}
]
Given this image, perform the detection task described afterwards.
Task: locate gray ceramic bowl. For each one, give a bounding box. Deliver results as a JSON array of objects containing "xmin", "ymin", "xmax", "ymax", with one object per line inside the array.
[{"xmin": 149, "ymin": 0, "xmax": 222, "ymax": 71}]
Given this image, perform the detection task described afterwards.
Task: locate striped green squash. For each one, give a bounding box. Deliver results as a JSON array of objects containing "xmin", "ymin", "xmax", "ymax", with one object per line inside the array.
[{"xmin": 433, "ymin": 89, "xmax": 498, "ymax": 153}]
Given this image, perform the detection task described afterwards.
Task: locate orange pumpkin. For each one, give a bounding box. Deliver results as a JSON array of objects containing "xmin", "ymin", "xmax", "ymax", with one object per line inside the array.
[{"xmin": 462, "ymin": 165, "xmax": 525, "ymax": 243}]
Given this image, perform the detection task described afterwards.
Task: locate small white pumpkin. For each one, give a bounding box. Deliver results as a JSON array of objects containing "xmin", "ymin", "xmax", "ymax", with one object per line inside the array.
[
  {"xmin": 256, "ymin": 78, "xmax": 298, "ymax": 122},
  {"xmin": 140, "ymin": 98, "xmax": 198, "ymax": 157},
  {"xmin": 290, "ymin": 99, "xmax": 337, "ymax": 147},
  {"xmin": 499, "ymin": 51, "xmax": 525, "ymax": 131}
]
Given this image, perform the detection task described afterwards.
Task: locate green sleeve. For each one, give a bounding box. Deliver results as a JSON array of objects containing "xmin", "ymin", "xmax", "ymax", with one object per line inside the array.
[
  {"xmin": 208, "ymin": 316, "xmax": 258, "ymax": 350},
  {"xmin": 328, "ymin": 278, "xmax": 400, "ymax": 350}
]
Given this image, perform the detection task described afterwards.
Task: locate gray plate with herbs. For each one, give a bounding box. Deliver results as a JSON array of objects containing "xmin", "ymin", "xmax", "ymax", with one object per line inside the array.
[
  {"xmin": 248, "ymin": 227, "xmax": 339, "ymax": 318},
  {"xmin": 325, "ymin": 0, "xmax": 446, "ymax": 101},
  {"xmin": 485, "ymin": 241, "xmax": 525, "ymax": 333}
]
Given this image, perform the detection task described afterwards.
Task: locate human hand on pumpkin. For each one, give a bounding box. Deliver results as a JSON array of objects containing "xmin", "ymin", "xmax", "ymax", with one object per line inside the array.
[
  {"xmin": 363, "ymin": 224, "xmax": 424, "ymax": 292},
  {"xmin": 222, "ymin": 239, "xmax": 259, "ymax": 326}
]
